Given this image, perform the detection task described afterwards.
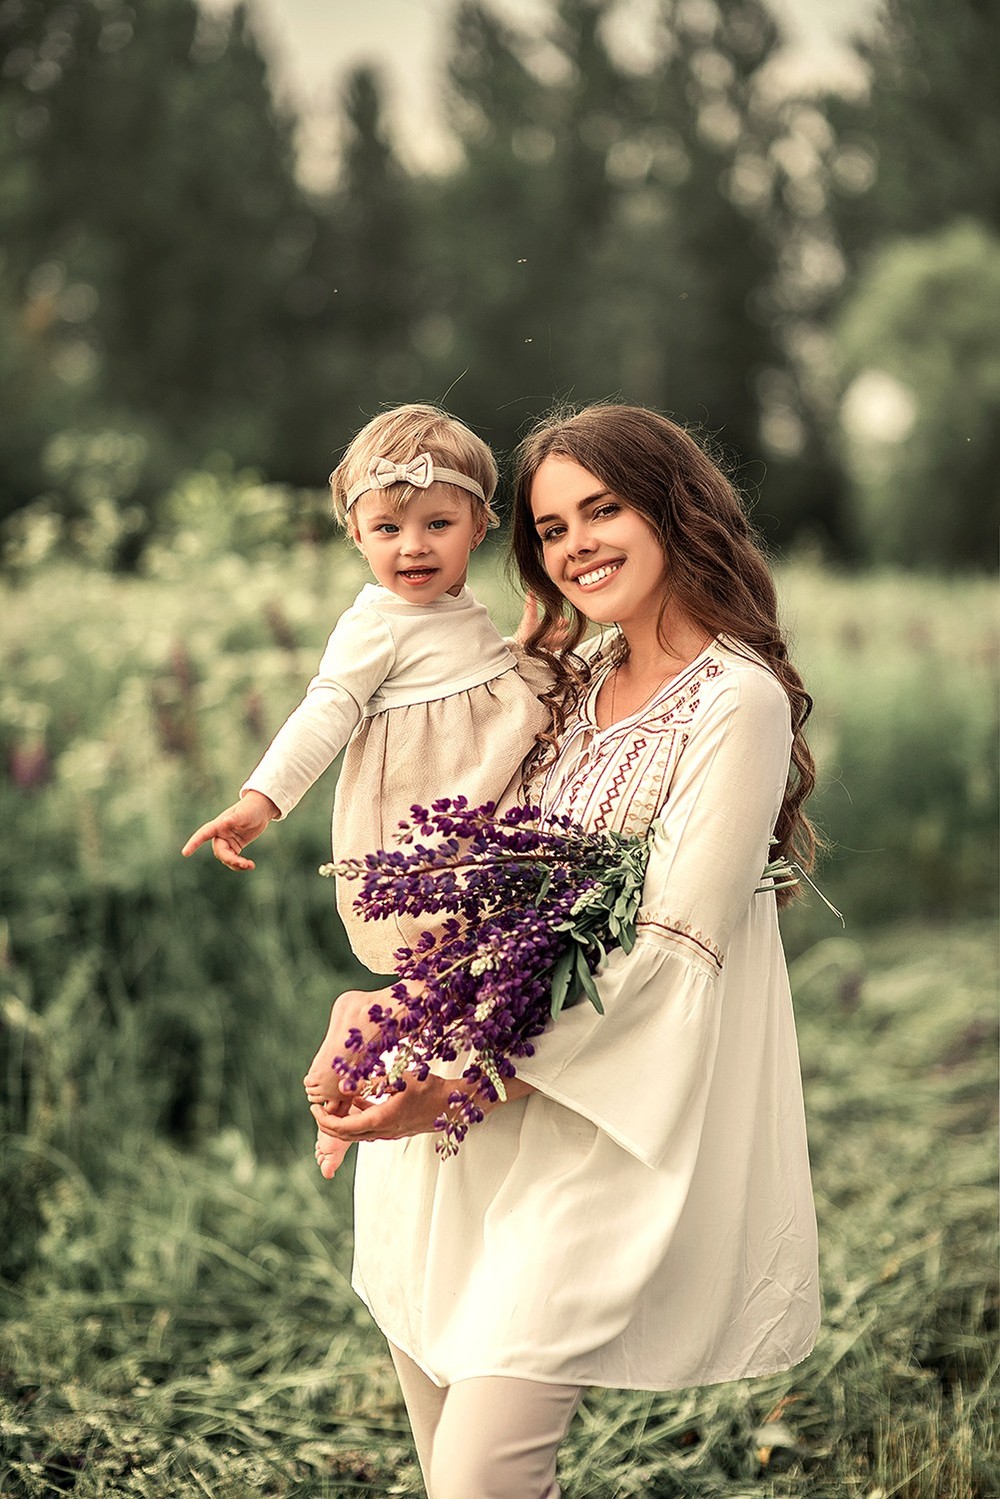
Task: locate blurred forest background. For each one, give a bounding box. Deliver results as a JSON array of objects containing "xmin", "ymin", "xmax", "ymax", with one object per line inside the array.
[{"xmin": 1, "ymin": 0, "xmax": 997, "ymax": 1496}]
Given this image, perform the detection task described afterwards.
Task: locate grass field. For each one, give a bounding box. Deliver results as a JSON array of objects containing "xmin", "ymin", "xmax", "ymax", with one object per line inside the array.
[
  {"xmin": 1, "ymin": 548, "xmax": 997, "ymax": 1495},
  {"xmin": 1, "ymin": 919, "xmax": 995, "ymax": 1497}
]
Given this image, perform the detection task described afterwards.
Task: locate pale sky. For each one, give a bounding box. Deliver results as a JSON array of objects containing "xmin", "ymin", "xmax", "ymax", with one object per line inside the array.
[{"xmin": 199, "ymin": 0, "xmax": 879, "ymax": 187}]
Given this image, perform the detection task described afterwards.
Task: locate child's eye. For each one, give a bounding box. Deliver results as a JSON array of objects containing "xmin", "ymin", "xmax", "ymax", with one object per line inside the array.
[
  {"xmin": 373, "ymin": 523, "xmax": 399, "ymax": 535},
  {"xmin": 428, "ymin": 519, "xmax": 451, "ymax": 531}
]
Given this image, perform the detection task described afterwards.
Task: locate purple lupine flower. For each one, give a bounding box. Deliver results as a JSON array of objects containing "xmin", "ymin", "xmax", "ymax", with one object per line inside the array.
[{"xmin": 319, "ymin": 800, "xmax": 651, "ymax": 1156}]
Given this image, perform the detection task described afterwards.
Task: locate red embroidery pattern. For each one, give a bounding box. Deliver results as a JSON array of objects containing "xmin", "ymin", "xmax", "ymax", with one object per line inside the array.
[
  {"xmin": 636, "ymin": 913, "xmax": 724, "ymax": 974},
  {"xmin": 540, "ymin": 652, "xmax": 729, "ymax": 838},
  {"xmin": 592, "ymin": 736, "xmax": 646, "ymax": 830}
]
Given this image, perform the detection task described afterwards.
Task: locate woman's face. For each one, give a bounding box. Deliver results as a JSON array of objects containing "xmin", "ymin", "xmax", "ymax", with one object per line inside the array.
[{"xmin": 529, "ymin": 456, "xmax": 669, "ymax": 629}]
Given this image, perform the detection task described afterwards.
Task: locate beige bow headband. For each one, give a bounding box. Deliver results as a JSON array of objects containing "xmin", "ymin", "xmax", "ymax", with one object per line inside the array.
[{"xmin": 345, "ymin": 452, "xmax": 486, "ymax": 512}]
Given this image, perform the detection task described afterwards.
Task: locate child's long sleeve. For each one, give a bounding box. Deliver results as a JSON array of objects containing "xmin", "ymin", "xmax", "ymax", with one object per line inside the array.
[{"xmin": 242, "ymin": 605, "xmax": 396, "ymax": 816}]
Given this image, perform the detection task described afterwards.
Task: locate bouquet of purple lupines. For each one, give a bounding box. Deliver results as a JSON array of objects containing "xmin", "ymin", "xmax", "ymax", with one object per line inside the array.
[{"xmin": 320, "ymin": 797, "xmax": 796, "ymax": 1155}]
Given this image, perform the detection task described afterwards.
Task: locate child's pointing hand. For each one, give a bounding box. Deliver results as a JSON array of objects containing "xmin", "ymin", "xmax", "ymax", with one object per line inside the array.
[{"xmin": 181, "ymin": 789, "xmax": 279, "ymax": 870}]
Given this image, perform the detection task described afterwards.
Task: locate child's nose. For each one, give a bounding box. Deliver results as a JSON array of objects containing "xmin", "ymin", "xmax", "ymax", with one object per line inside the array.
[{"xmin": 399, "ymin": 532, "xmax": 429, "ymax": 555}]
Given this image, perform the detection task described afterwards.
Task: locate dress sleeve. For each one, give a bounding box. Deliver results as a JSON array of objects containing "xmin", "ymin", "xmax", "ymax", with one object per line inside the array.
[
  {"xmin": 514, "ymin": 666, "xmax": 793, "ymax": 1169},
  {"xmin": 242, "ymin": 604, "xmax": 396, "ymax": 817}
]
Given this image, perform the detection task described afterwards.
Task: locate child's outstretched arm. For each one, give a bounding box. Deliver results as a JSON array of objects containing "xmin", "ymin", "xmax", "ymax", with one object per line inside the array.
[{"xmin": 181, "ymin": 789, "xmax": 279, "ymax": 871}]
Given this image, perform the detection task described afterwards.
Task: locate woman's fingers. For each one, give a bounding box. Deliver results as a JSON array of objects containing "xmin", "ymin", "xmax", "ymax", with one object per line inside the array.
[{"xmin": 311, "ymin": 1099, "xmax": 381, "ymax": 1141}]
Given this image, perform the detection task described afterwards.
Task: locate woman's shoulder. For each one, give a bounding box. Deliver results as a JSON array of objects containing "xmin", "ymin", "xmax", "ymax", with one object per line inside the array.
[{"xmin": 701, "ymin": 639, "xmax": 792, "ymax": 728}]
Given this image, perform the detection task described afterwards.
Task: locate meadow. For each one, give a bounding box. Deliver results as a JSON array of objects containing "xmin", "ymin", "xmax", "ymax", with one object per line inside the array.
[{"xmin": 1, "ymin": 528, "xmax": 997, "ymax": 1496}]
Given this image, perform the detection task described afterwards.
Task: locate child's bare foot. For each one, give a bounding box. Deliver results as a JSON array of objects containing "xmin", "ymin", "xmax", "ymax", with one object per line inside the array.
[
  {"xmin": 314, "ymin": 1120, "xmax": 352, "ymax": 1180},
  {"xmin": 303, "ymin": 988, "xmax": 392, "ymax": 1106}
]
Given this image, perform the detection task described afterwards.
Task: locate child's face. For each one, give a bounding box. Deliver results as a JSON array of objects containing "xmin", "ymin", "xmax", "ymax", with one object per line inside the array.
[{"xmin": 350, "ymin": 485, "xmax": 487, "ymax": 603}]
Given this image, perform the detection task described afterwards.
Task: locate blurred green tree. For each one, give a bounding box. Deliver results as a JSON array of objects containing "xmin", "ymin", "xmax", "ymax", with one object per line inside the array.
[
  {"xmin": 0, "ymin": 0, "xmax": 314, "ymax": 531},
  {"xmin": 827, "ymin": 0, "xmax": 1000, "ymax": 256},
  {"xmin": 834, "ymin": 219, "xmax": 1000, "ymax": 568},
  {"xmin": 816, "ymin": 0, "xmax": 1000, "ymax": 567},
  {"xmin": 418, "ymin": 0, "xmax": 848, "ymax": 549},
  {"xmin": 275, "ymin": 65, "xmax": 424, "ymax": 486}
]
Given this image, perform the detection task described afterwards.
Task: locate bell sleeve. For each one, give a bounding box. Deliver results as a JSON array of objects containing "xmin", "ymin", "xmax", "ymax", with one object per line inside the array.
[
  {"xmin": 242, "ymin": 603, "xmax": 396, "ymax": 817},
  {"xmin": 514, "ymin": 665, "xmax": 793, "ymax": 1169}
]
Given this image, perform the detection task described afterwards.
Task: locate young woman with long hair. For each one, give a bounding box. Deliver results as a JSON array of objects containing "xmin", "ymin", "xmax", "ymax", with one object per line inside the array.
[{"xmin": 313, "ymin": 404, "xmax": 821, "ymax": 1499}]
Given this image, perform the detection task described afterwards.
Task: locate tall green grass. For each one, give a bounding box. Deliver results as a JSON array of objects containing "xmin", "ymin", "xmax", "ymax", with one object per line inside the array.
[{"xmin": 1, "ymin": 921, "xmax": 995, "ymax": 1496}]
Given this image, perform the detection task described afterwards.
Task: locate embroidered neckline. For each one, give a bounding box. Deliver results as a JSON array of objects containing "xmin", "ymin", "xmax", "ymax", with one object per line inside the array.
[{"xmin": 581, "ymin": 638, "xmax": 721, "ymax": 736}]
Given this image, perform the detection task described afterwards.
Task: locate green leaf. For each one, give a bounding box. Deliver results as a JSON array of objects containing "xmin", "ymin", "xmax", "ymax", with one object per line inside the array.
[
  {"xmin": 549, "ymin": 947, "xmax": 575, "ymax": 1019},
  {"xmin": 575, "ymin": 948, "xmax": 604, "ymax": 1014}
]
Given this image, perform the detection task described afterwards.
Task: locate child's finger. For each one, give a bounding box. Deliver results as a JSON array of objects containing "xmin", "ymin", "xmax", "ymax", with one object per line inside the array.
[
  {"xmin": 181, "ymin": 820, "xmax": 217, "ymax": 856},
  {"xmin": 212, "ymin": 835, "xmax": 255, "ymax": 871}
]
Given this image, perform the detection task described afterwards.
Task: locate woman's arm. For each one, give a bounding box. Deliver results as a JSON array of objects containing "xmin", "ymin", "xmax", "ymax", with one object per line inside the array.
[{"xmin": 514, "ymin": 664, "xmax": 794, "ymax": 1167}]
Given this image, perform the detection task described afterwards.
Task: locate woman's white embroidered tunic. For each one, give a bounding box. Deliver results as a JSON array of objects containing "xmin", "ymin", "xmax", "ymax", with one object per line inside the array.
[{"xmin": 351, "ymin": 639, "xmax": 820, "ymax": 1389}]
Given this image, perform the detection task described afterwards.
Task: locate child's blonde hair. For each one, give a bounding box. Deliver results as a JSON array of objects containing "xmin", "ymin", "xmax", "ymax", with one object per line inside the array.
[{"xmin": 330, "ymin": 404, "xmax": 500, "ymax": 529}]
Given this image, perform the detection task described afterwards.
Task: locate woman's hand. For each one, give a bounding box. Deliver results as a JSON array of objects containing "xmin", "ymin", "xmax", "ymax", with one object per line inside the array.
[
  {"xmin": 515, "ymin": 592, "xmax": 570, "ymax": 652},
  {"xmin": 311, "ymin": 1072, "xmax": 536, "ymax": 1145},
  {"xmin": 181, "ymin": 789, "xmax": 279, "ymax": 870}
]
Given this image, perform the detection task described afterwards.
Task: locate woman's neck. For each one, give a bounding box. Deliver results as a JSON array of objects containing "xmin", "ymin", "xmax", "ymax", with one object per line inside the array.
[{"xmin": 616, "ymin": 608, "xmax": 710, "ymax": 678}]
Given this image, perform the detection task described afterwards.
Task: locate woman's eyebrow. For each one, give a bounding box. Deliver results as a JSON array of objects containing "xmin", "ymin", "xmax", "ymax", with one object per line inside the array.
[{"xmin": 533, "ymin": 490, "xmax": 610, "ymax": 530}]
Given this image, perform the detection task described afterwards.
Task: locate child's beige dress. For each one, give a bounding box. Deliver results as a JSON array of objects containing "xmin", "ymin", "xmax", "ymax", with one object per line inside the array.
[{"xmin": 243, "ymin": 583, "xmax": 551, "ymax": 973}]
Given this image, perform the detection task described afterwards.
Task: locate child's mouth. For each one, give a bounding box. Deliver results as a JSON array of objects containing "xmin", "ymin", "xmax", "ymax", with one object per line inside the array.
[{"xmin": 398, "ymin": 568, "xmax": 437, "ymax": 584}]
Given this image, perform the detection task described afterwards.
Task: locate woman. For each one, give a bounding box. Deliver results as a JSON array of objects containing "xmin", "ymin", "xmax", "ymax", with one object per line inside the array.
[{"xmin": 312, "ymin": 405, "xmax": 821, "ymax": 1499}]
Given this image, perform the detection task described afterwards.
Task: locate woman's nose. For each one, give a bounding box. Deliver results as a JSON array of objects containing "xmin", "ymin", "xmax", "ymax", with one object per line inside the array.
[{"xmin": 565, "ymin": 527, "xmax": 596, "ymax": 558}]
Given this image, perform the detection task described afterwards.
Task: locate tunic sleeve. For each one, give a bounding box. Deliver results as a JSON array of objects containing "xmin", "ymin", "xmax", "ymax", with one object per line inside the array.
[
  {"xmin": 514, "ymin": 666, "xmax": 793, "ymax": 1169},
  {"xmin": 242, "ymin": 604, "xmax": 396, "ymax": 817}
]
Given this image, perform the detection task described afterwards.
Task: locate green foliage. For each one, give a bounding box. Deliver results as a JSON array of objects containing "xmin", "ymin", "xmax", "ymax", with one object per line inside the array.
[
  {"xmin": 0, "ymin": 0, "xmax": 875, "ymax": 559},
  {"xmin": 775, "ymin": 563, "xmax": 999, "ymax": 947},
  {"xmin": 826, "ymin": 0, "xmax": 1000, "ymax": 256},
  {"xmin": 833, "ymin": 221, "xmax": 1000, "ymax": 567}
]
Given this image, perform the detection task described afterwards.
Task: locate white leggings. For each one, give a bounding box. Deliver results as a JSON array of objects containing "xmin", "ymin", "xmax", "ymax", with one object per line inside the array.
[{"xmin": 389, "ymin": 1343, "xmax": 584, "ymax": 1499}]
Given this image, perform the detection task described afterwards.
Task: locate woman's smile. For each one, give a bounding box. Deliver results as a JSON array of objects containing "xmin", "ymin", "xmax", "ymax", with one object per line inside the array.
[{"xmin": 571, "ymin": 558, "xmax": 625, "ymax": 590}]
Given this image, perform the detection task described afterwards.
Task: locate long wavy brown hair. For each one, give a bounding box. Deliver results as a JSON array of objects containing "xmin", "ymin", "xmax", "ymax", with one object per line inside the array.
[{"xmin": 511, "ymin": 404, "xmax": 819, "ymax": 897}]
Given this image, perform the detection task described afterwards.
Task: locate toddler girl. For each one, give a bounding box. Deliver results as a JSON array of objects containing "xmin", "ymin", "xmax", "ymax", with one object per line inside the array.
[{"xmin": 183, "ymin": 404, "xmax": 550, "ymax": 1134}]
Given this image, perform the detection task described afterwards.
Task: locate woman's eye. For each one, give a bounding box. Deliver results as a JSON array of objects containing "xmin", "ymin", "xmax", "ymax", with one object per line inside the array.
[
  {"xmin": 593, "ymin": 502, "xmax": 620, "ymax": 519},
  {"xmin": 541, "ymin": 524, "xmax": 564, "ymax": 543}
]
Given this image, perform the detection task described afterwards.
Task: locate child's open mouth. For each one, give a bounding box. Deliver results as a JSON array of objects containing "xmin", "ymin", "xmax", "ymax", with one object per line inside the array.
[{"xmin": 398, "ymin": 568, "xmax": 437, "ymax": 584}]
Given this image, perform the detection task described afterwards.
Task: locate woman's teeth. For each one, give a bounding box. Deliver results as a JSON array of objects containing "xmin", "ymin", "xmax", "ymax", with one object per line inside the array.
[{"xmin": 576, "ymin": 561, "xmax": 623, "ymax": 587}]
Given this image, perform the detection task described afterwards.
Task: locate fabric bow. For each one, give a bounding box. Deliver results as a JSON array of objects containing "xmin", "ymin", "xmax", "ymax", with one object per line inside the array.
[{"xmin": 369, "ymin": 452, "xmax": 435, "ymax": 490}]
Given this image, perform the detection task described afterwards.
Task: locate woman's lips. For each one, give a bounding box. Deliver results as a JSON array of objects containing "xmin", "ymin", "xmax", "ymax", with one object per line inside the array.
[{"xmin": 572, "ymin": 559, "xmax": 624, "ymax": 590}]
